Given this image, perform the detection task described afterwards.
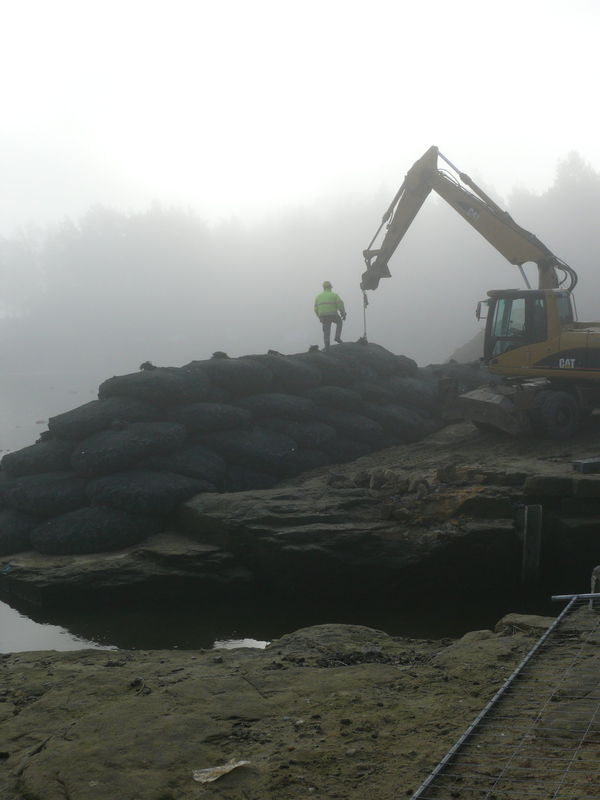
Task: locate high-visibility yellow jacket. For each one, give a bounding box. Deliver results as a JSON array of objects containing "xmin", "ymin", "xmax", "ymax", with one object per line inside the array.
[{"xmin": 314, "ymin": 290, "xmax": 345, "ymax": 318}]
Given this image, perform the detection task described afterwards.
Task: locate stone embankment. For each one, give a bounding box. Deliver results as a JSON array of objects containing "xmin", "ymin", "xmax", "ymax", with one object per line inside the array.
[
  {"xmin": 4, "ymin": 415, "xmax": 600, "ymax": 607},
  {"xmin": 0, "ymin": 343, "xmax": 485, "ymax": 561},
  {"xmin": 4, "ymin": 342, "xmax": 600, "ymax": 608}
]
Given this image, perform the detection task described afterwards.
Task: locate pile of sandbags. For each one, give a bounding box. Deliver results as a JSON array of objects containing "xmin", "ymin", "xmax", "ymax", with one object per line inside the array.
[{"xmin": 0, "ymin": 343, "xmax": 446, "ymax": 556}]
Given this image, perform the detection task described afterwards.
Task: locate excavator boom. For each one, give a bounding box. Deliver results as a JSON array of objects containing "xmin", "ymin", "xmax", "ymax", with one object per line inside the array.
[{"xmin": 361, "ymin": 146, "xmax": 577, "ymax": 293}]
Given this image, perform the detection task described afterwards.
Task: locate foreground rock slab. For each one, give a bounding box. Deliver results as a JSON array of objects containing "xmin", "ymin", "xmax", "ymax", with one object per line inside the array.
[{"xmin": 0, "ymin": 619, "xmax": 553, "ymax": 800}]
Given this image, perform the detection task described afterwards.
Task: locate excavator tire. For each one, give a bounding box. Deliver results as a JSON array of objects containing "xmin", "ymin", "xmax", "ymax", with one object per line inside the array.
[{"xmin": 537, "ymin": 390, "xmax": 580, "ymax": 439}]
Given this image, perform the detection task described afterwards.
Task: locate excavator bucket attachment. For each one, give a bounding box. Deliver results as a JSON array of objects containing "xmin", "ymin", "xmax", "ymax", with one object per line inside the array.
[{"xmin": 444, "ymin": 385, "xmax": 532, "ymax": 436}]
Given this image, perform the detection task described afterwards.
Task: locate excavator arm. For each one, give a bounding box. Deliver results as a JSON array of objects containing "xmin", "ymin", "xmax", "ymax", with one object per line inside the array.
[{"xmin": 361, "ymin": 145, "xmax": 577, "ymax": 293}]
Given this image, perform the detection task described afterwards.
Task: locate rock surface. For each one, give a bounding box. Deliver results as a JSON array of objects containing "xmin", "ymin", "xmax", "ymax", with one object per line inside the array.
[
  {"xmin": 0, "ymin": 618, "xmax": 554, "ymax": 800},
  {"xmin": 0, "ymin": 532, "xmax": 252, "ymax": 606}
]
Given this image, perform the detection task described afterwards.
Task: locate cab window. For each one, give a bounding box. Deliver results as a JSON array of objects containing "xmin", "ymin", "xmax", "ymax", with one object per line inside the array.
[
  {"xmin": 488, "ymin": 295, "xmax": 546, "ymax": 358},
  {"xmin": 556, "ymin": 294, "xmax": 574, "ymax": 324},
  {"xmin": 530, "ymin": 297, "xmax": 547, "ymax": 342},
  {"xmin": 492, "ymin": 297, "xmax": 526, "ymax": 338}
]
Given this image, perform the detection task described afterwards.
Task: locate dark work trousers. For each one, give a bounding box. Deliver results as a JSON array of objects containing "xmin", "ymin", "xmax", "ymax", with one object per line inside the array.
[{"xmin": 319, "ymin": 313, "xmax": 343, "ymax": 349}]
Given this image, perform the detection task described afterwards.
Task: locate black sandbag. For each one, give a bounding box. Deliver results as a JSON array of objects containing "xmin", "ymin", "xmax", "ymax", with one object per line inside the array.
[
  {"xmin": 140, "ymin": 444, "xmax": 227, "ymax": 485},
  {"xmin": 223, "ymin": 466, "xmax": 278, "ymax": 492},
  {"xmin": 1, "ymin": 438, "xmax": 73, "ymax": 478},
  {"xmin": 331, "ymin": 342, "xmax": 420, "ymax": 378},
  {"xmin": 99, "ymin": 366, "xmax": 212, "ymax": 406},
  {"xmin": 244, "ymin": 353, "xmax": 321, "ymax": 392},
  {"xmin": 321, "ymin": 438, "xmax": 375, "ymax": 463},
  {"xmin": 397, "ymin": 405, "xmax": 440, "ymax": 438},
  {"xmin": 332, "ymin": 342, "xmax": 405, "ymax": 377},
  {"xmin": 71, "ymin": 422, "xmax": 187, "ymax": 478},
  {"xmin": 295, "ymin": 351, "xmax": 354, "ymax": 387},
  {"xmin": 259, "ymin": 419, "xmax": 336, "ymax": 449},
  {"xmin": 275, "ymin": 446, "xmax": 333, "ymax": 479},
  {"xmin": 303, "ymin": 386, "xmax": 365, "ymax": 412},
  {"xmin": 200, "ymin": 427, "xmax": 297, "ymax": 475},
  {"xmin": 0, "ymin": 470, "xmax": 10, "ymax": 509},
  {"xmin": 2, "ymin": 472, "xmax": 88, "ymax": 518},
  {"xmin": 314, "ymin": 408, "xmax": 385, "ymax": 445},
  {"xmin": 283, "ymin": 448, "xmax": 330, "ymax": 475},
  {"xmin": 352, "ymin": 382, "xmax": 395, "ymax": 404},
  {"xmin": 167, "ymin": 402, "xmax": 252, "ymax": 434},
  {"xmin": 386, "ymin": 375, "xmax": 439, "ymax": 412},
  {"xmin": 323, "ymin": 347, "xmax": 380, "ymax": 383},
  {"xmin": 361, "ymin": 402, "xmax": 427, "ymax": 443},
  {"xmin": 395, "ymin": 354, "xmax": 420, "ymax": 376},
  {"xmin": 239, "ymin": 393, "xmax": 318, "ymax": 422},
  {"xmin": 87, "ymin": 470, "xmax": 210, "ymax": 515},
  {"xmin": 427, "ymin": 360, "xmax": 489, "ymax": 392},
  {"xmin": 185, "ymin": 357, "xmax": 273, "ymax": 396},
  {"xmin": 30, "ymin": 506, "xmax": 163, "ymax": 555},
  {"xmin": 205, "ymin": 385, "xmax": 235, "ymax": 404},
  {"xmin": 48, "ymin": 396, "xmax": 159, "ymax": 440},
  {"xmin": 0, "ymin": 509, "xmax": 36, "ymax": 555}
]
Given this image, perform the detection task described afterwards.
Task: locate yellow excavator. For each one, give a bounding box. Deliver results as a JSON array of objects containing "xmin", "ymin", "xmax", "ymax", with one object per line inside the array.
[{"xmin": 361, "ymin": 145, "xmax": 600, "ymax": 438}]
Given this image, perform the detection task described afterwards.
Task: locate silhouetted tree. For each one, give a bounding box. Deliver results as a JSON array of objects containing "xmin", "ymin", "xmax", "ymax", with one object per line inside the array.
[{"xmin": 2, "ymin": 154, "xmax": 600, "ymax": 374}]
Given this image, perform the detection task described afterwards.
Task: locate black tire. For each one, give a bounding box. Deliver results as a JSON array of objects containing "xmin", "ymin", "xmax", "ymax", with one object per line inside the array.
[{"xmin": 538, "ymin": 391, "xmax": 580, "ymax": 439}]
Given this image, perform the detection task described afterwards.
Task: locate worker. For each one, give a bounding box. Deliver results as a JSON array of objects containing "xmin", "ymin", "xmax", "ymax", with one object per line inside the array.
[{"xmin": 314, "ymin": 281, "xmax": 346, "ymax": 350}]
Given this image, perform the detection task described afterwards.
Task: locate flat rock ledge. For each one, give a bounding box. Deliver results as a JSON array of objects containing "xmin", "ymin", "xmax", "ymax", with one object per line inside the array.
[{"xmin": 0, "ymin": 617, "xmax": 554, "ymax": 800}]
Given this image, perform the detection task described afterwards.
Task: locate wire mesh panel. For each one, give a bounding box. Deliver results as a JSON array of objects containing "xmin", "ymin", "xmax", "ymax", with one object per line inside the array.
[{"xmin": 411, "ymin": 594, "xmax": 600, "ymax": 800}]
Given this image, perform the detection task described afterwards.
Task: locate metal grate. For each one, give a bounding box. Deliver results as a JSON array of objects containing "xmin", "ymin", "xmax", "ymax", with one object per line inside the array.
[{"xmin": 410, "ymin": 594, "xmax": 600, "ymax": 800}]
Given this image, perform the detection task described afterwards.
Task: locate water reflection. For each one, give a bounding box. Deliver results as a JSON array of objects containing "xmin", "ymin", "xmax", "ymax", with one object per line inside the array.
[
  {"xmin": 0, "ymin": 590, "xmax": 559, "ymax": 654},
  {"xmin": 0, "ymin": 599, "xmax": 271, "ymax": 653},
  {"xmin": 214, "ymin": 638, "xmax": 269, "ymax": 649},
  {"xmin": 0, "ymin": 601, "xmax": 112, "ymax": 652}
]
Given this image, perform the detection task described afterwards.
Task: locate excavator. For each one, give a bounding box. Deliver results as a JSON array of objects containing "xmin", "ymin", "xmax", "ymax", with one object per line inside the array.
[{"xmin": 361, "ymin": 145, "xmax": 600, "ymax": 438}]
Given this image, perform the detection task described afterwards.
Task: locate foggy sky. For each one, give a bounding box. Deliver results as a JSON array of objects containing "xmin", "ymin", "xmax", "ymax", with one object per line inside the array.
[
  {"xmin": 2, "ymin": 151, "xmax": 600, "ymax": 456},
  {"xmin": 3, "ymin": 0, "xmax": 600, "ymax": 422},
  {"xmin": 2, "ymin": 0, "xmax": 600, "ymax": 236}
]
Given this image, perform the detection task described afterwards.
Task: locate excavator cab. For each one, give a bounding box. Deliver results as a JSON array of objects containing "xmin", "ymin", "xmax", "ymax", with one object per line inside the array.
[
  {"xmin": 481, "ymin": 289, "xmax": 577, "ymax": 375},
  {"xmin": 483, "ymin": 290, "xmax": 551, "ymax": 361}
]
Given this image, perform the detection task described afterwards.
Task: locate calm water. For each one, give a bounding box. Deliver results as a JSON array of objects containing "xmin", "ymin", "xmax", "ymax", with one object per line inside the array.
[
  {"xmin": 0, "ymin": 370, "xmax": 104, "ymax": 455},
  {"xmin": 0, "ymin": 590, "xmax": 562, "ymax": 654},
  {"xmin": 0, "ymin": 600, "xmax": 270, "ymax": 653},
  {"xmin": 0, "ymin": 601, "xmax": 112, "ymax": 652}
]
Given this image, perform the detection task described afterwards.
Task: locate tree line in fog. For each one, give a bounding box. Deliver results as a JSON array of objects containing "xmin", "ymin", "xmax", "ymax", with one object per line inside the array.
[{"xmin": 1, "ymin": 152, "xmax": 600, "ymax": 373}]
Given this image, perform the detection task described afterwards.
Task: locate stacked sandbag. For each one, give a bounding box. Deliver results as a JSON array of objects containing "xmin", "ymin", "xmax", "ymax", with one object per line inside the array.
[
  {"xmin": 0, "ymin": 403, "xmax": 205, "ymax": 556},
  {"xmin": 0, "ymin": 343, "xmax": 448, "ymax": 556},
  {"xmin": 425, "ymin": 359, "xmax": 491, "ymax": 392}
]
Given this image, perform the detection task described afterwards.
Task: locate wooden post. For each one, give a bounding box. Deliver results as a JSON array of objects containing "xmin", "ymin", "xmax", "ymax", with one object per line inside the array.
[{"xmin": 517, "ymin": 504, "xmax": 543, "ymax": 586}]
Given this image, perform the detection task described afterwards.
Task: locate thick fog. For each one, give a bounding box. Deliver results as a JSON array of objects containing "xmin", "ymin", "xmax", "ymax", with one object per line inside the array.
[
  {"xmin": 2, "ymin": 151, "xmax": 600, "ymax": 452},
  {"xmin": 3, "ymin": 152, "xmax": 600, "ymax": 366},
  {"xmin": 2, "ymin": 2, "xmax": 599, "ymax": 428}
]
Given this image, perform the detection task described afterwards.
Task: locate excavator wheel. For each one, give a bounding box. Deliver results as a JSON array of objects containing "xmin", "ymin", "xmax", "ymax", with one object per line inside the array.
[{"xmin": 536, "ymin": 390, "xmax": 580, "ymax": 439}]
